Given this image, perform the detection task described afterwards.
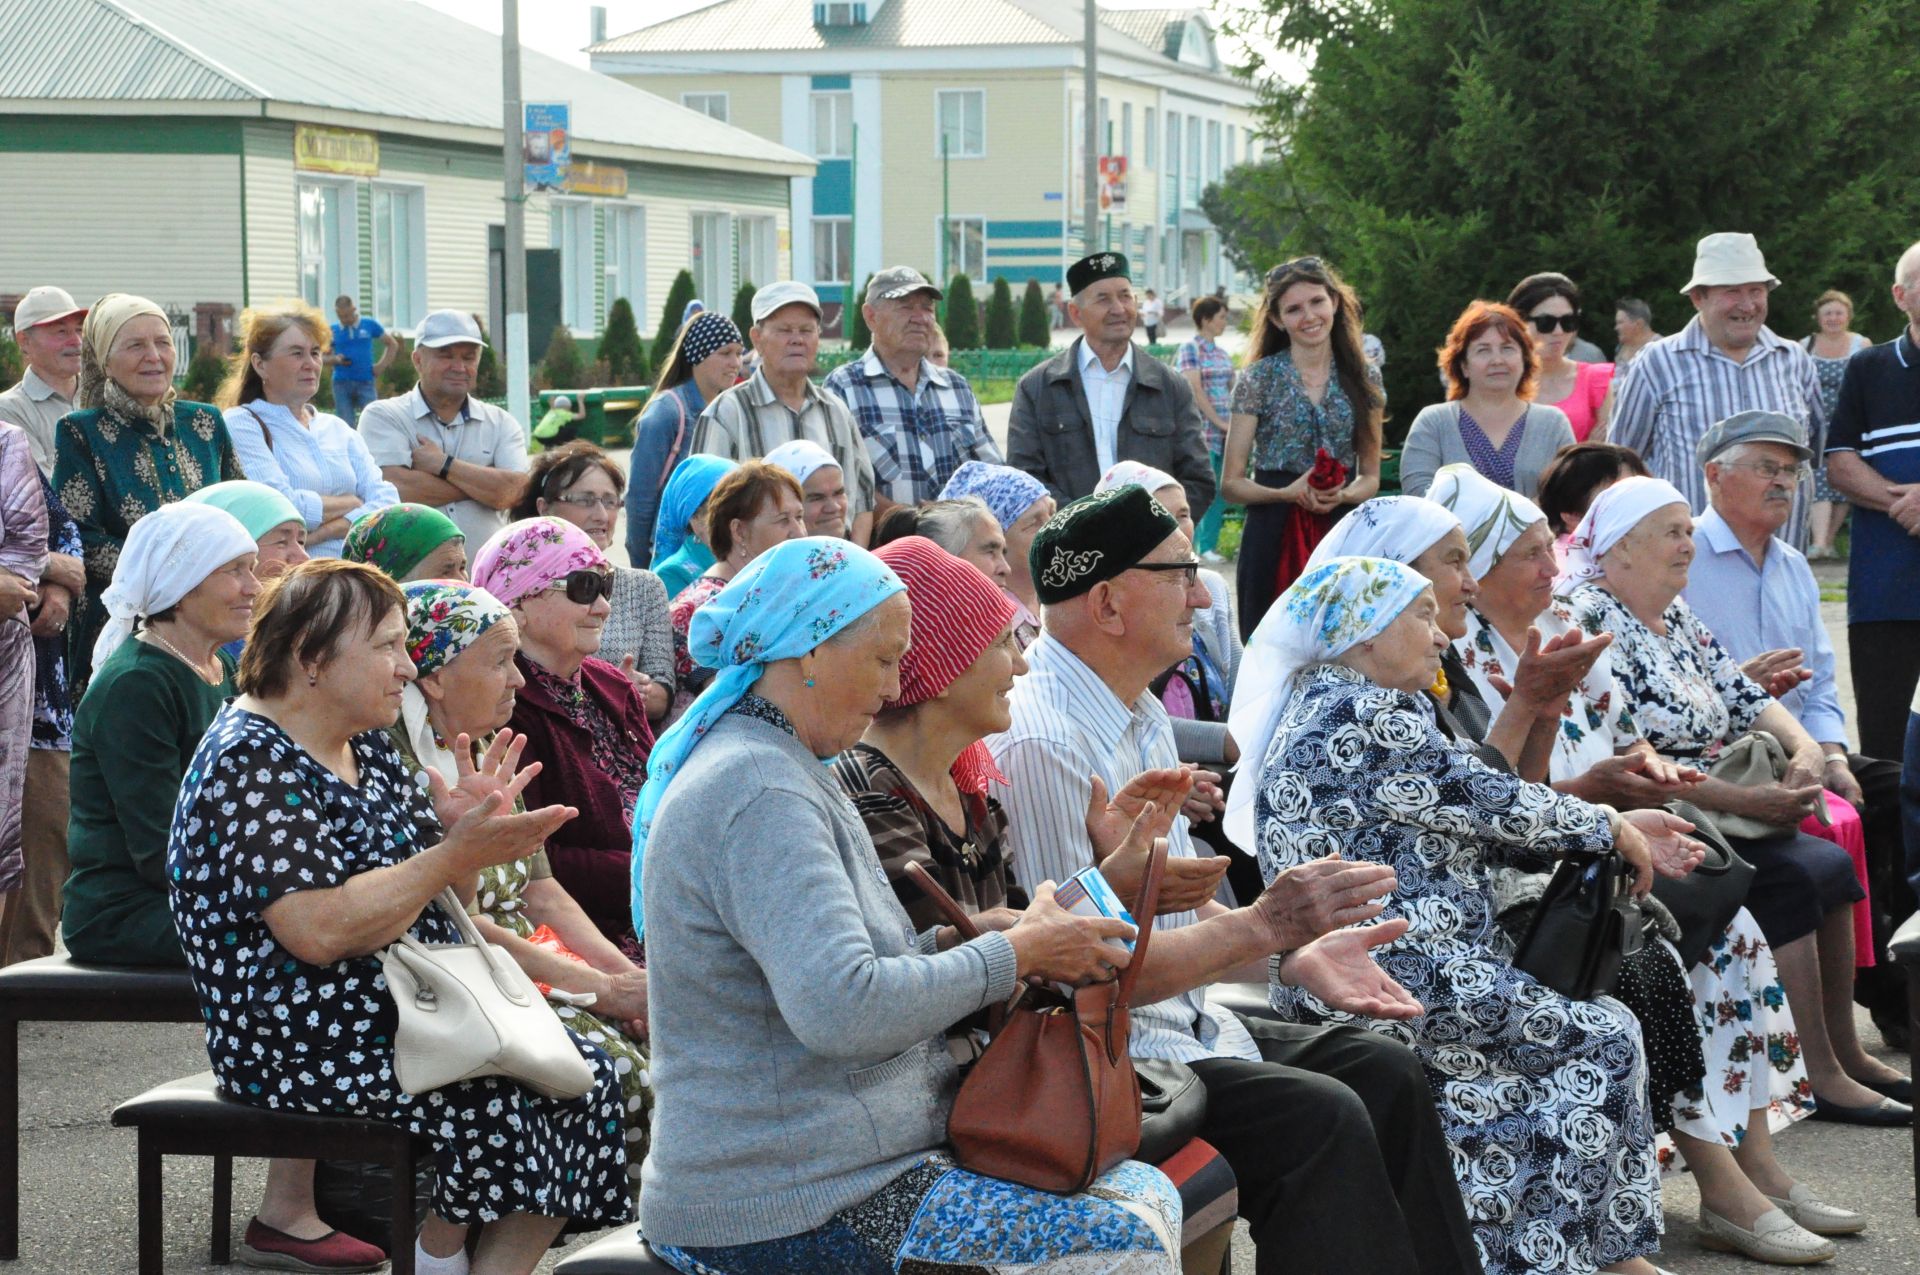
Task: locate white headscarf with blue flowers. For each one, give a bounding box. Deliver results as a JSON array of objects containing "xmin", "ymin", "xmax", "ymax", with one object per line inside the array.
[
  {"xmin": 630, "ymin": 537, "xmax": 906, "ymax": 939},
  {"xmin": 1224, "ymin": 555, "xmax": 1433, "ymax": 851}
]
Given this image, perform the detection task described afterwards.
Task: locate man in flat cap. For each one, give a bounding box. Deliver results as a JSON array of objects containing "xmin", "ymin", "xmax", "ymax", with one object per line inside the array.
[
  {"xmin": 988, "ymin": 485, "xmax": 1479, "ymax": 1275},
  {"xmin": 1006, "ymin": 253, "xmax": 1216, "ymax": 520}
]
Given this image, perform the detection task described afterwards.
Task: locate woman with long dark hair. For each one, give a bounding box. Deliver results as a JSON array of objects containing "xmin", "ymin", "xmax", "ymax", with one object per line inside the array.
[
  {"xmin": 1219, "ymin": 257, "xmax": 1384, "ymax": 638},
  {"xmin": 624, "ymin": 313, "xmax": 745, "ymax": 562}
]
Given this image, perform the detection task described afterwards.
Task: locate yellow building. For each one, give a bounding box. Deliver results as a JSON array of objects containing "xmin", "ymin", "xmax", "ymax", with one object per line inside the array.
[{"xmin": 590, "ymin": 0, "xmax": 1261, "ymax": 315}]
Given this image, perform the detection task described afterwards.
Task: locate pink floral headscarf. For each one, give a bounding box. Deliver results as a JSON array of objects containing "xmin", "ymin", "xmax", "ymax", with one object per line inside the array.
[{"xmin": 470, "ymin": 516, "xmax": 609, "ymax": 608}]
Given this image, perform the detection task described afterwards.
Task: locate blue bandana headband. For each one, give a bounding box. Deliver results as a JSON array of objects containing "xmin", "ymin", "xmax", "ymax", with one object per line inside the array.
[{"xmin": 631, "ymin": 537, "xmax": 906, "ymax": 939}]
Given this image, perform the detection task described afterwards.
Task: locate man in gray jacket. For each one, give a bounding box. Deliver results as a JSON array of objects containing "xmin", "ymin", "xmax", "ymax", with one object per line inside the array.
[{"xmin": 1007, "ymin": 253, "xmax": 1216, "ymax": 520}]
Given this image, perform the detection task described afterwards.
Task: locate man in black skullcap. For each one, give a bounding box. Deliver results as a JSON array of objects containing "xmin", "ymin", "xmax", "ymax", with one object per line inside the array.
[
  {"xmin": 1006, "ymin": 252, "xmax": 1217, "ymax": 520},
  {"xmin": 988, "ymin": 485, "xmax": 1482, "ymax": 1275}
]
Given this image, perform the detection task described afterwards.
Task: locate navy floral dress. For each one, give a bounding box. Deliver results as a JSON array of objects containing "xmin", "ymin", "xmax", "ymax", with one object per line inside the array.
[
  {"xmin": 168, "ymin": 704, "xmax": 632, "ymax": 1227},
  {"xmin": 1257, "ymin": 664, "xmax": 1660, "ymax": 1275}
]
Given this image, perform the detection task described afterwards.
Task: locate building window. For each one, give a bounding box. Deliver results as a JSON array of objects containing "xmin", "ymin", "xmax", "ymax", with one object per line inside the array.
[
  {"xmin": 935, "ymin": 89, "xmax": 985, "ymax": 159},
  {"xmin": 737, "ymin": 214, "xmax": 778, "ymax": 290},
  {"xmin": 369, "ymin": 183, "xmax": 424, "ymax": 330},
  {"xmin": 1186, "ymin": 116, "xmax": 1203, "ymax": 204},
  {"xmin": 1206, "ymin": 120, "xmax": 1222, "ymax": 183},
  {"xmin": 1166, "ymin": 110, "xmax": 1181, "ymax": 180},
  {"xmin": 1121, "ymin": 102, "xmax": 1133, "ymax": 163},
  {"xmin": 604, "ymin": 204, "xmax": 646, "ymax": 326},
  {"xmin": 550, "ymin": 199, "xmax": 597, "ymax": 332},
  {"xmin": 813, "ymin": 217, "xmax": 851, "ymax": 287},
  {"xmin": 811, "ymin": 91, "xmax": 852, "ymax": 158},
  {"xmin": 940, "ymin": 216, "xmax": 985, "ymax": 283},
  {"xmin": 681, "ymin": 92, "xmax": 729, "ymax": 122},
  {"xmin": 1227, "ymin": 124, "xmax": 1237, "ymax": 169},
  {"xmin": 296, "ymin": 178, "xmax": 356, "ymax": 312},
  {"xmin": 690, "ymin": 211, "xmax": 735, "ymax": 314},
  {"xmin": 1144, "ymin": 107, "xmax": 1157, "ymax": 168}
]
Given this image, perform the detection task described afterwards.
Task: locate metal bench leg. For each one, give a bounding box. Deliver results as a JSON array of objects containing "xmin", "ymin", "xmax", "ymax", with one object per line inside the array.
[
  {"xmin": 0, "ymin": 1015, "xmax": 16, "ymax": 1261},
  {"xmin": 211, "ymin": 1153, "xmax": 232, "ymax": 1264},
  {"xmin": 390, "ymin": 1142, "xmax": 417, "ymax": 1275},
  {"xmin": 136, "ymin": 1137, "xmax": 163, "ymax": 1275}
]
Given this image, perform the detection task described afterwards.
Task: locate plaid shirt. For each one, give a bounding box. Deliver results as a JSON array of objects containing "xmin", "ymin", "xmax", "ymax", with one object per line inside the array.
[
  {"xmin": 1176, "ymin": 336, "xmax": 1235, "ymax": 452},
  {"xmin": 823, "ymin": 348, "xmax": 1002, "ymax": 505}
]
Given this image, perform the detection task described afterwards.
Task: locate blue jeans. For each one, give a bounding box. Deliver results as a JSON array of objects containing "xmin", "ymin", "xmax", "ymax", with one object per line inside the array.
[
  {"xmin": 1196, "ymin": 447, "xmax": 1229, "ymax": 555},
  {"xmin": 333, "ymin": 377, "xmax": 377, "ymax": 425}
]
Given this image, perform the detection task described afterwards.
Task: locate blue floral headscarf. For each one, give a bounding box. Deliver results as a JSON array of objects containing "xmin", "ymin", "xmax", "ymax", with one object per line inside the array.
[
  {"xmin": 1224, "ymin": 555, "xmax": 1432, "ymax": 850},
  {"xmin": 631, "ymin": 537, "xmax": 906, "ymax": 938},
  {"xmin": 651, "ymin": 455, "xmax": 737, "ymax": 567},
  {"xmin": 938, "ymin": 461, "xmax": 1051, "ymax": 531},
  {"xmin": 403, "ymin": 581, "xmax": 511, "ymax": 678}
]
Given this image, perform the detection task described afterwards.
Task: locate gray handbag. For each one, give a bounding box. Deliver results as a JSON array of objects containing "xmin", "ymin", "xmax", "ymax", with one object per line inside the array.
[
  {"xmin": 381, "ymin": 888, "xmax": 596, "ymax": 1100},
  {"xmin": 1704, "ymin": 730, "xmax": 1830, "ymax": 839}
]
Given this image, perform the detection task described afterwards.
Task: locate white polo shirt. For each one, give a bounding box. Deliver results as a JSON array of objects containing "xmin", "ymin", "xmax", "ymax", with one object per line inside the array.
[{"xmin": 357, "ymin": 387, "xmax": 529, "ymax": 549}]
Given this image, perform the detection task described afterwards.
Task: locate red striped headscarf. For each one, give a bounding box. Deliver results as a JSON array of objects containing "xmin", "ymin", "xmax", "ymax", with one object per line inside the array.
[{"xmin": 873, "ymin": 536, "xmax": 1020, "ymax": 795}]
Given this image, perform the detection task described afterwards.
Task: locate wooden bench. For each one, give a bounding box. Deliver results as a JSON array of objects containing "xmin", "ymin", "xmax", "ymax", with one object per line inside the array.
[
  {"xmin": 112, "ymin": 1072, "xmax": 424, "ymax": 1275},
  {"xmin": 0, "ymin": 955, "xmax": 202, "ymax": 1261}
]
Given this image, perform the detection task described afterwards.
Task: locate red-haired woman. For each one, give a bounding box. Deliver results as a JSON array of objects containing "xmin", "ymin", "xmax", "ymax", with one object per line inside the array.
[
  {"xmin": 1400, "ymin": 301, "xmax": 1576, "ymax": 500},
  {"xmin": 1220, "ymin": 257, "xmax": 1384, "ymax": 639}
]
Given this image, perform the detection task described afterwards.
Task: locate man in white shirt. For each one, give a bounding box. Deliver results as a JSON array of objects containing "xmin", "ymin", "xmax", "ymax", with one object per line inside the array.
[
  {"xmin": 357, "ymin": 310, "xmax": 529, "ymax": 549},
  {"xmin": 987, "ymin": 484, "xmax": 1479, "ymax": 1275},
  {"xmin": 0, "ymin": 287, "xmax": 86, "ymax": 477}
]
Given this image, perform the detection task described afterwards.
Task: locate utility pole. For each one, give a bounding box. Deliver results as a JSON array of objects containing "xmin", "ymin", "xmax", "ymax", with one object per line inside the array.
[
  {"xmin": 847, "ymin": 120, "xmax": 859, "ymax": 331},
  {"xmin": 1082, "ymin": 0, "xmax": 1099, "ymax": 256},
  {"xmin": 502, "ymin": 0, "xmax": 530, "ymax": 428}
]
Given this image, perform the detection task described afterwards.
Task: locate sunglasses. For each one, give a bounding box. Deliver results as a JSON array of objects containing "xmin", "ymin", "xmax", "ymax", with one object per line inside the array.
[
  {"xmin": 1128, "ymin": 560, "xmax": 1202, "ymax": 588},
  {"xmin": 545, "ymin": 568, "xmax": 614, "ymax": 605},
  {"xmin": 1266, "ymin": 256, "xmax": 1324, "ymax": 285},
  {"xmin": 1529, "ymin": 313, "xmax": 1581, "ymax": 334}
]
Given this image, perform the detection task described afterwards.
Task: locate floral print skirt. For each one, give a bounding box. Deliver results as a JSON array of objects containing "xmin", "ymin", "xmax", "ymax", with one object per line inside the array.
[
  {"xmin": 656, "ymin": 1154, "xmax": 1181, "ymax": 1274},
  {"xmin": 1658, "ymin": 907, "xmax": 1813, "ymax": 1169}
]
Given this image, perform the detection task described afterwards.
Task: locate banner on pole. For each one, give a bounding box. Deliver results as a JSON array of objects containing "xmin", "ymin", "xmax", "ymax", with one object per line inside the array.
[
  {"xmin": 1098, "ymin": 156, "xmax": 1128, "ymax": 213},
  {"xmin": 524, "ymin": 102, "xmax": 572, "ymax": 192}
]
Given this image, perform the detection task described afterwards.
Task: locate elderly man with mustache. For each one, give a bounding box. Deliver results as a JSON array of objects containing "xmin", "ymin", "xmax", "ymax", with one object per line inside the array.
[{"xmin": 1604, "ymin": 232, "xmax": 1826, "ymax": 549}]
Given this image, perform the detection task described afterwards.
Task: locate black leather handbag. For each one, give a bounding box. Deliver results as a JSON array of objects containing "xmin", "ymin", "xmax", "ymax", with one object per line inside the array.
[
  {"xmin": 1511, "ymin": 851, "xmax": 1644, "ymax": 999},
  {"xmin": 1135, "ymin": 1058, "xmax": 1208, "ymax": 1165},
  {"xmin": 1649, "ymin": 800, "xmax": 1757, "ymax": 970}
]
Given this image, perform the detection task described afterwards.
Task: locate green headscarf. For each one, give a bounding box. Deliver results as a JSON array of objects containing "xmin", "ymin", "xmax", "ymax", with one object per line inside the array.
[
  {"xmin": 184, "ymin": 480, "xmax": 303, "ymax": 542},
  {"xmin": 343, "ymin": 503, "xmax": 464, "ymax": 580}
]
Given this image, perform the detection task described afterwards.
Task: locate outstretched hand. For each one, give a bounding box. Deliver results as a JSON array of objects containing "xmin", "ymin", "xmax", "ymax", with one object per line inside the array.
[
  {"xmin": 1094, "ymin": 798, "xmax": 1228, "ymax": 916},
  {"xmin": 1741, "ymin": 648, "xmax": 1812, "ymax": 700},
  {"xmin": 1280, "ymin": 919, "xmax": 1424, "ymax": 1019},
  {"xmin": 1489, "ymin": 626, "xmax": 1611, "ymax": 717},
  {"xmin": 1250, "ymin": 854, "xmax": 1396, "ymax": 952},
  {"xmin": 426, "ymin": 729, "xmax": 540, "ymax": 829},
  {"xmin": 1620, "ymin": 807, "xmax": 1707, "ymax": 880}
]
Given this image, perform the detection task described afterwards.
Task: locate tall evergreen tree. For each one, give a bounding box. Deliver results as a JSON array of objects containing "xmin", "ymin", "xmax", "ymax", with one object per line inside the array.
[
  {"xmin": 541, "ymin": 325, "xmax": 586, "ymax": 390},
  {"xmin": 651, "ymin": 270, "xmax": 697, "ymax": 372},
  {"xmin": 600, "ymin": 297, "xmax": 649, "ymax": 385},
  {"xmin": 731, "ymin": 282, "xmax": 757, "ymax": 339},
  {"xmin": 846, "ymin": 274, "xmax": 877, "ymax": 350},
  {"xmin": 1018, "ymin": 278, "xmax": 1052, "ymax": 347},
  {"xmin": 944, "ymin": 274, "xmax": 981, "ymax": 350},
  {"xmin": 984, "ymin": 277, "xmax": 1017, "ymax": 348}
]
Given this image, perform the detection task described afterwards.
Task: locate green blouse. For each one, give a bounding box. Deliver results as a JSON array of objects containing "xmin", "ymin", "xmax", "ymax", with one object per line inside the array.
[{"xmin": 62, "ymin": 641, "xmax": 234, "ymax": 967}]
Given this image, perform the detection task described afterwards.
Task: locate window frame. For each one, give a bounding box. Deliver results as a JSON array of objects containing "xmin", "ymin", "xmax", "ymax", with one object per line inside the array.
[
  {"xmin": 680, "ymin": 91, "xmax": 730, "ymax": 123},
  {"xmin": 689, "ymin": 210, "xmax": 736, "ymax": 318},
  {"xmin": 938, "ymin": 214, "xmax": 986, "ymax": 284},
  {"xmin": 812, "ymin": 216, "xmax": 852, "ymax": 288},
  {"xmin": 295, "ymin": 176, "xmax": 359, "ymax": 316},
  {"xmin": 603, "ymin": 202, "xmax": 647, "ymax": 328},
  {"xmin": 811, "ymin": 90, "xmax": 853, "ymax": 159},
  {"xmin": 367, "ymin": 179, "xmax": 426, "ymax": 333},
  {"xmin": 934, "ymin": 88, "xmax": 986, "ymax": 159},
  {"xmin": 549, "ymin": 197, "xmax": 599, "ymax": 335},
  {"xmin": 736, "ymin": 214, "xmax": 778, "ymax": 293}
]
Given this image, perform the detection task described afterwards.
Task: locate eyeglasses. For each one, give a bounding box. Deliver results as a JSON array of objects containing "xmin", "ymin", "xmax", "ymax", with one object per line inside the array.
[
  {"xmin": 552, "ymin": 493, "xmax": 621, "ymax": 512},
  {"xmin": 1128, "ymin": 559, "xmax": 1202, "ymax": 588},
  {"xmin": 1529, "ymin": 313, "xmax": 1582, "ymax": 334},
  {"xmin": 1724, "ymin": 459, "xmax": 1812, "ymax": 483},
  {"xmin": 544, "ymin": 568, "xmax": 615, "ymax": 604},
  {"xmin": 1266, "ymin": 257, "xmax": 1323, "ymax": 285}
]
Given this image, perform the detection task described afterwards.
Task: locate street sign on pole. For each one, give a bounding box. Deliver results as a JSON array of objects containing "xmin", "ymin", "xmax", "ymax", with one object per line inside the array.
[
  {"xmin": 1098, "ymin": 155, "xmax": 1128, "ymax": 213},
  {"xmin": 523, "ymin": 102, "xmax": 571, "ymax": 192}
]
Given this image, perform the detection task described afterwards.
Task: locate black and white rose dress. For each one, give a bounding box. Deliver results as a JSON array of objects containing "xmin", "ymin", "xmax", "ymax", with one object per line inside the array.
[
  {"xmin": 1257, "ymin": 664, "xmax": 1661, "ymax": 1275},
  {"xmin": 168, "ymin": 704, "xmax": 632, "ymax": 1227}
]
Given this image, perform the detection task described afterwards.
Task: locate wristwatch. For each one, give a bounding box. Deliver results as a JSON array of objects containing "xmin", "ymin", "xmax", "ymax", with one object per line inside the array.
[{"xmin": 438, "ymin": 455, "xmax": 454, "ymax": 480}]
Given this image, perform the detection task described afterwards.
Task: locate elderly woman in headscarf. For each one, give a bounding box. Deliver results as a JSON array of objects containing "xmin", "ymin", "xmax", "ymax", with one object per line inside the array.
[
  {"xmin": 1560, "ymin": 478, "xmax": 1913, "ymax": 1126},
  {"xmin": 764, "ymin": 438, "xmax": 852, "ymax": 539},
  {"xmin": 389, "ymin": 580, "xmax": 655, "ymax": 1195},
  {"xmin": 649, "ymin": 454, "xmax": 737, "ymax": 599},
  {"xmin": 184, "ymin": 479, "xmax": 309, "ymax": 660},
  {"xmin": 341, "ymin": 501, "xmax": 467, "ymax": 583},
  {"xmin": 1240, "ymin": 555, "xmax": 1706, "ymax": 1275},
  {"xmin": 0, "ymin": 422, "xmax": 48, "ymax": 906},
  {"xmin": 1431, "ymin": 464, "xmax": 1859, "ymax": 1262},
  {"xmin": 52, "ymin": 294, "xmax": 244, "ymax": 695},
  {"xmin": 627, "ymin": 312, "xmax": 746, "ymax": 559},
  {"xmin": 474, "ymin": 518, "xmax": 654, "ymax": 954},
  {"xmin": 633, "ymin": 536, "xmax": 1183, "ymax": 1274},
  {"xmin": 61, "ymin": 506, "xmax": 383, "ymax": 1273},
  {"xmin": 939, "ymin": 460, "xmax": 1055, "ymax": 646}
]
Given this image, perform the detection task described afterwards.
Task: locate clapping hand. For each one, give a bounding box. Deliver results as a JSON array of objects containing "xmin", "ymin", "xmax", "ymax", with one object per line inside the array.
[
  {"xmin": 1488, "ymin": 626, "xmax": 1611, "ymax": 718},
  {"xmin": 1621, "ymin": 808, "xmax": 1707, "ymax": 880},
  {"xmin": 1280, "ymin": 918, "xmax": 1424, "ymax": 1019},
  {"xmin": 1093, "ymin": 796, "xmax": 1228, "ymax": 915},
  {"xmin": 1741, "ymin": 648, "xmax": 1812, "ymax": 699},
  {"xmin": 1250, "ymin": 854, "xmax": 1397, "ymax": 951},
  {"xmin": 427, "ymin": 729, "xmax": 539, "ymax": 827},
  {"xmin": 1182, "ymin": 769, "xmax": 1226, "ymax": 824}
]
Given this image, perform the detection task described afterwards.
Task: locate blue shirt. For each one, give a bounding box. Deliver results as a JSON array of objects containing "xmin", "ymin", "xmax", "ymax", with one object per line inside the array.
[
  {"xmin": 329, "ymin": 318, "xmax": 385, "ymax": 382},
  {"xmin": 821, "ymin": 348, "xmax": 1001, "ymax": 505},
  {"xmin": 1823, "ymin": 329, "xmax": 1920, "ymax": 623},
  {"xmin": 626, "ymin": 380, "xmax": 707, "ymax": 566},
  {"xmin": 1683, "ymin": 506, "xmax": 1848, "ymax": 746}
]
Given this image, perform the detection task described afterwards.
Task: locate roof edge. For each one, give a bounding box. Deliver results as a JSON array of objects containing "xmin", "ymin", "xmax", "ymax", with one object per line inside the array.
[{"xmin": 100, "ymin": 0, "xmax": 271, "ymax": 98}]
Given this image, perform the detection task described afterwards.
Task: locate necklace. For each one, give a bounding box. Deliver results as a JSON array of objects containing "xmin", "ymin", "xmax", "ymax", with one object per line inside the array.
[{"xmin": 142, "ymin": 629, "xmax": 223, "ymax": 686}]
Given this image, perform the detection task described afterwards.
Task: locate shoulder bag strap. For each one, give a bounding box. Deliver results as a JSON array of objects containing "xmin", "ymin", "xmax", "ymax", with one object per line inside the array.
[
  {"xmin": 657, "ymin": 390, "xmax": 688, "ymax": 490},
  {"xmin": 1112, "ymin": 840, "xmax": 1166, "ymax": 1014},
  {"xmin": 904, "ymin": 860, "xmax": 982, "ymax": 939}
]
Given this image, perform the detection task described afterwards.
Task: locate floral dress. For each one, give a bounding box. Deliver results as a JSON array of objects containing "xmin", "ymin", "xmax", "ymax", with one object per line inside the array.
[
  {"xmin": 169, "ymin": 705, "xmax": 632, "ymax": 1228},
  {"xmin": 667, "ymin": 573, "xmax": 728, "ymax": 717},
  {"xmin": 1453, "ymin": 602, "xmax": 1813, "ymax": 1161},
  {"xmin": 1257, "ymin": 663, "xmax": 1660, "ymax": 1275},
  {"xmin": 1804, "ymin": 334, "xmax": 1868, "ymax": 501}
]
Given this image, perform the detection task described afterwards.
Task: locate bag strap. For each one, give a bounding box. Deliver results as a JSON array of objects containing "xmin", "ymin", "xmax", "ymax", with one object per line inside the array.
[
  {"xmin": 423, "ymin": 886, "xmax": 534, "ymax": 1006},
  {"xmin": 1114, "ymin": 840, "xmax": 1166, "ymax": 1014},
  {"xmin": 903, "ymin": 861, "xmax": 982, "ymax": 940},
  {"xmin": 656, "ymin": 390, "xmax": 688, "ymax": 490}
]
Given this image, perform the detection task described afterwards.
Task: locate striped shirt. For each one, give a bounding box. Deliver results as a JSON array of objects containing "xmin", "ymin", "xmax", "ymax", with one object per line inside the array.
[
  {"xmin": 691, "ymin": 367, "xmax": 876, "ymax": 515},
  {"xmin": 986, "ymin": 633, "xmax": 1260, "ymax": 1065},
  {"xmin": 1608, "ymin": 316, "xmax": 1825, "ymax": 546},
  {"xmin": 823, "ymin": 348, "xmax": 1002, "ymax": 505}
]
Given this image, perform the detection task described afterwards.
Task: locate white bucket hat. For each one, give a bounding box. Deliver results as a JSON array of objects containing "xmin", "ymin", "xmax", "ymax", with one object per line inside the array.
[{"xmin": 1680, "ymin": 232, "xmax": 1780, "ymax": 294}]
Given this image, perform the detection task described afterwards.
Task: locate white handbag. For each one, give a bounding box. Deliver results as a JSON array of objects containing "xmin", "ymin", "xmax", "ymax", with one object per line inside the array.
[{"xmin": 381, "ymin": 887, "xmax": 596, "ymax": 1100}]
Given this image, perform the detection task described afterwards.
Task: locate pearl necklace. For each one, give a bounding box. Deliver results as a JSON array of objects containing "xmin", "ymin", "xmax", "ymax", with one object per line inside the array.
[{"xmin": 141, "ymin": 629, "xmax": 224, "ymax": 685}]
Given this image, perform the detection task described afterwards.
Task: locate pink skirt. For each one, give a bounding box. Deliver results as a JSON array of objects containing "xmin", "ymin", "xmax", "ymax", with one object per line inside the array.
[{"xmin": 1801, "ymin": 790, "xmax": 1873, "ymax": 967}]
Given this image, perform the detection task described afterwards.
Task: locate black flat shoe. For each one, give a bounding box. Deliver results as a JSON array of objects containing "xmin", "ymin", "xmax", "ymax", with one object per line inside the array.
[
  {"xmin": 1860, "ymin": 1074, "xmax": 1913, "ymax": 1103},
  {"xmin": 1808, "ymin": 1094, "xmax": 1913, "ymax": 1126}
]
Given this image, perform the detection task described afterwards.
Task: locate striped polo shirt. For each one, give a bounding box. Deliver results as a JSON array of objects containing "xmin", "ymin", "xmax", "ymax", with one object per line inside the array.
[{"xmin": 1824, "ymin": 328, "xmax": 1920, "ymax": 623}]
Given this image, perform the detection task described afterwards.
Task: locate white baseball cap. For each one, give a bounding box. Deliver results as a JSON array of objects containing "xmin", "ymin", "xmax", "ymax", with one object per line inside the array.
[
  {"xmin": 750, "ymin": 281, "xmax": 822, "ymax": 324},
  {"xmin": 415, "ymin": 310, "xmax": 488, "ymax": 349},
  {"xmin": 13, "ymin": 287, "xmax": 87, "ymax": 333}
]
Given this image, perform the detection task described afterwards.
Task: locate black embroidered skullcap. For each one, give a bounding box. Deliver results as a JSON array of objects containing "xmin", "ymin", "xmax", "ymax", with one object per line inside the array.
[
  {"xmin": 1030, "ymin": 484, "xmax": 1179, "ymax": 605},
  {"xmin": 1066, "ymin": 251, "xmax": 1131, "ymax": 297}
]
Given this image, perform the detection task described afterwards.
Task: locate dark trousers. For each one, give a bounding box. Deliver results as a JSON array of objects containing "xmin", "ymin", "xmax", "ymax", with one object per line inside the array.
[
  {"xmin": 1188, "ymin": 1016, "xmax": 1482, "ymax": 1275},
  {"xmin": 1848, "ymin": 621, "xmax": 1920, "ymax": 760}
]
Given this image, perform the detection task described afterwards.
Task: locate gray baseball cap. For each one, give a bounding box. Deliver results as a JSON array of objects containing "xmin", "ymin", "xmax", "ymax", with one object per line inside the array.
[
  {"xmin": 415, "ymin": 310, "xmax": 488, "ymax": 350},
  {"xmin": 750, "ymin": 281, "xmax": 822, "ymax": 324},
  {"xmin": 1696, "ymin": 410, "xmax": 1813, "ymax": 467},
  {"xmin": 13, "ymin": 286, "xmax": 86, "ymax": 332},
  {"xmin": 865, "ymin": 266, "xmax": 942, "ymax": 305}
]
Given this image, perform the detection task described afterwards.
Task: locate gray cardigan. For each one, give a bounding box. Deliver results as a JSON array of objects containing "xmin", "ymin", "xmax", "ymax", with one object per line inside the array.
[
  {"xmin": 638, "ymin": 711, "xmax": 1020, "ymax": 1247},
  {"xmin": 1397, "ymin": 401, "xmax": 1576, "ymax": 502}
]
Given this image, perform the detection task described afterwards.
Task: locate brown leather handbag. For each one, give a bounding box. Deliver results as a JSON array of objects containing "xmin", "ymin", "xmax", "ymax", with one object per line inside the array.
[{"xmin": 905, "ymin": 842, "xmax": 1167, "ymax": 1194}]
